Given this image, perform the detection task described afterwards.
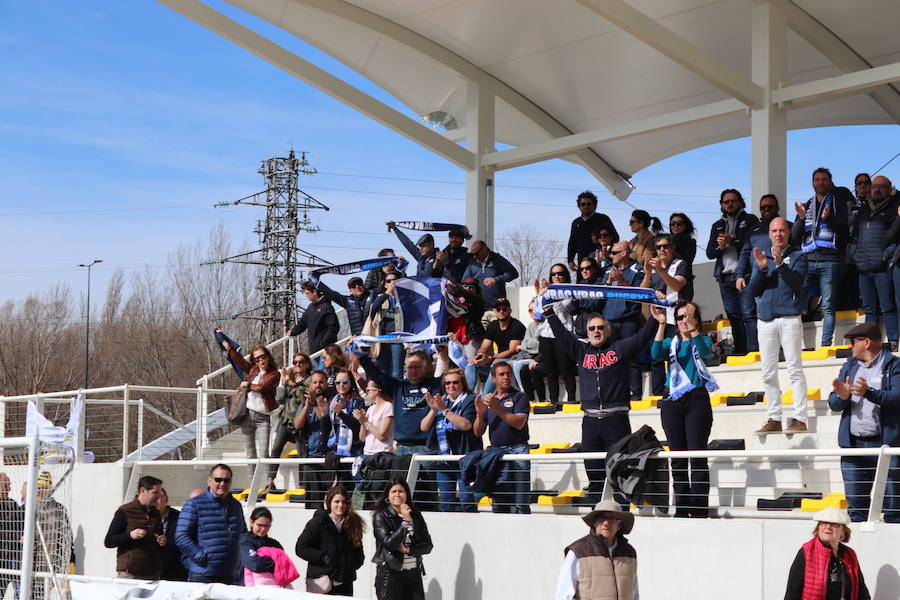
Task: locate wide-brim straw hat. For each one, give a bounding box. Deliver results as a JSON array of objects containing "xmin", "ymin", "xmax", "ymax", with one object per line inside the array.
[
  {"xmin": 582, "ymin": 500, "xmax": 635, "ymax": 534},
  {"xmin": 813, "ymin": 506, "xmax": 850, "ymax": 525}
]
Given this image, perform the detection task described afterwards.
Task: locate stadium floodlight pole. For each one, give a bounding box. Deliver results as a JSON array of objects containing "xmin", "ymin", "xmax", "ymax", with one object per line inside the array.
[{"xmin": 77, "ymin": 259, "xmax": 102, "ymax": 389}]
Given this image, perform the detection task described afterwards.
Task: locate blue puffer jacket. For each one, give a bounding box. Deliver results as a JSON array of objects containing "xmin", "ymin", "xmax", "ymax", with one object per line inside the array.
[
  {"xmin": 175, "ymin": 490, "xmax": 247, "ymax": 578},
  {"xmin": 828, "ymin": 349, "xmax": 900, "ymax": 448},
  {"xmin": 853, "ymin": 198, "xmax": 898, "ymax": 272}
]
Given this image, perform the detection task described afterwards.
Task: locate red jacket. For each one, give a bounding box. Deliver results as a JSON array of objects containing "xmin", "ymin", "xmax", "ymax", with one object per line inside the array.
[
  {"xmin": 802, "ymin": 537, "xmax": 861, "ymax": 600},
  {"xmin": 227, "ymin": 348, "xmax": 280, "ymax": 412}
]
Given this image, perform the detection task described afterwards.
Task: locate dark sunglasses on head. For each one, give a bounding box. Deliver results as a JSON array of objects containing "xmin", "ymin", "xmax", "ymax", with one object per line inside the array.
[{"xmin": 213, "ymin": 477, "xmax": 232, "ymax": 483}]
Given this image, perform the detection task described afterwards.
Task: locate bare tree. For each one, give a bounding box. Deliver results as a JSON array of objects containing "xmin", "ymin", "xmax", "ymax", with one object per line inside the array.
[{"xmin": 496, "ymin": 225, "xmax": 565, "ymax": 286}]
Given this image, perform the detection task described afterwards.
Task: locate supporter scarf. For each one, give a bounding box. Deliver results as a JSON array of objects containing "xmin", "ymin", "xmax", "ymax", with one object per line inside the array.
[
  {"xmin": 667, "ymin": 336, "xmax": 719, "ymax": 400},
  {"xmin": 435, "ymin": 394, "xmax": 466, "ymax": 455},
  {"xmin": 327, "ymin": 395, "xmax": 355, "ymax": 457},
  {"xmin": 448, "ymin": 339, "xmax": 469, "ymax": 369},
  {"xmin": 390, "ymin": 221, "xmax": 471, "ymax": 239},
  {"xmin": 348, "ymin": 332, "xmax": 451, "ymax": 357},
  {"xmin": 308, "ymin": 257, "xmax": 399, "ymax": 279},
  {"xmin": 214, "ymin": 329, "xmax": 246, "ymax": 381},
  {"xmin": 801, "ymin": 193, "xmax": 837, "ymax": 253},
  {"xmin": 534, "ymin": 283, "xmax": 674, "ymax": 318}
]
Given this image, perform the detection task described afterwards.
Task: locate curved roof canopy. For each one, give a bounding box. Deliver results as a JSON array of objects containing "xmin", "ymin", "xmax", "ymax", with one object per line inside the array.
[{"xmin": 158, "ymin": 0, "xmax": 900, "ymax": 231}]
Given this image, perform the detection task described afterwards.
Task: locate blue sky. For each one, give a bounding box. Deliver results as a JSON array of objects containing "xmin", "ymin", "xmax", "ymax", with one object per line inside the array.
[{"xmin": 1, "ymin": 1, "xmax": 898, "ymax": 303}]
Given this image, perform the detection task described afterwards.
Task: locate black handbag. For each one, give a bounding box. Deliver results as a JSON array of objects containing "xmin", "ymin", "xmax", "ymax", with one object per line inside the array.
[{"xmin": 224, "ymin": 388, "xmax": 249, "ymax": 424}]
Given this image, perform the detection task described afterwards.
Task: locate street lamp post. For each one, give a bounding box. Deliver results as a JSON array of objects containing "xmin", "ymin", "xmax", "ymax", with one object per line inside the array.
[{"xmin": 77, "ymin": 259, "xmax": 102, "ymax": 389}]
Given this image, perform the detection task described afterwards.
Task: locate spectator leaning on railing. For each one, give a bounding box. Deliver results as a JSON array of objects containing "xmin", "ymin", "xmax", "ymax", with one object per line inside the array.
[{"xmin": 828, "ymin": 322, "xmax": 900, "ymax": 523}]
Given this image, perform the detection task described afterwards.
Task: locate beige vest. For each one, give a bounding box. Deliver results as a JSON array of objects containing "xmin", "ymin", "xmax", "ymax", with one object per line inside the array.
[{"xmin": 566, "ymin": 534, "xmax": 637, "ymax": 600}]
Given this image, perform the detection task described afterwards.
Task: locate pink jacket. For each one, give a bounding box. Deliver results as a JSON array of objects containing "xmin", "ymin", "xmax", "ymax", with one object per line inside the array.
[{"xmin": 243, "ymin": 546, "xmax": 300, "ymax": 588}]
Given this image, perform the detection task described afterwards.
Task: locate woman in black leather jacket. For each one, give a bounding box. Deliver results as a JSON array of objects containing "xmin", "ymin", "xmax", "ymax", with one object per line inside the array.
[{"xmin": 371, "ymin": 478, "xmax": 433, "ymax": 600}]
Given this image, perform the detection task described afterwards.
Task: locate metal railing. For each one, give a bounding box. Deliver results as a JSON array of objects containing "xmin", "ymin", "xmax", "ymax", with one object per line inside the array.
[{"xmin": 127, "ymin": 446, "xmax": 899, "ymax": 526}]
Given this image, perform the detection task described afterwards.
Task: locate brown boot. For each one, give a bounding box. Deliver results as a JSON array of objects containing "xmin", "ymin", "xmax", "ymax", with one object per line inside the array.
[
  {"xmin": 755, "ymin": 419, "xmax": 782, "ymax": 433},
  {"xmin": 785, "ymin": 419, "xmax": 808, "ymax": 432}
]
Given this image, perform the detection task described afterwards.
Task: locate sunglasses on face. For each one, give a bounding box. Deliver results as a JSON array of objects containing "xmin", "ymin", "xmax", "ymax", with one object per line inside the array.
[
  {"xmin": 334, "ymin": 380, "xmax": 352, "ymax": 386},
  {"xmin": 578, "ymin": 202, "xmax": 594, "ymax": 207},
  {"xmin": 629, "ymin": 219, "xmax": 640, "ymax": 224},
  {"xmin": 675, "ymin": 313, "xmax": 689, "ymax": 321},
  {"xmin": 669, "ymin": 220, "xmax": 685, "ymax": 226},
  {"xmin": 350, "ymin": 282, "xmax": 364, "ymax": 288},
  {"xmin": 213, "ymin": 477, "xmax": 232, "ymax": 484},
  {"xmin": 444, "ymin": 380, "xmax": 462, "ymax": 385},
  {"xmin": 656, "ymin": 244, "xmax": 671, "ymax": 250},
  {"xmin": 597, "ymin": 232, "xmax": 611, "ymax": 238},
  {"xmin": 293, "ymin": 359, "xmax": 309, "ymax": 365},
  {"xmin": 760, "ymin": 205, "xmax": 777, "ymax": 211},
  {"xmin": 587, "ymin": 324, "xmax": 606, "ymax": 332},
  {"xmin": 253, "ymin": 355, "xmax": 267, "ymax": 362},
  {"xmin": 856, "ymin": 181, "xmax": 871, "ymax": 186},
  {"xmin": 550, "ymin": 271, "xmax": 567, "ymax": 277},
  {"xmin": 610, "ymin": 249, "xmax": 626, "ymax": 255},
  {"xmin": 579, "ymin": 266, "xmax": 594, "ymax": 271}
]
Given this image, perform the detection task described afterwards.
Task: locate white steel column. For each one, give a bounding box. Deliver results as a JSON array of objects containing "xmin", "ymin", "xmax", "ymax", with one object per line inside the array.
[
  {"xmin": 750, "ymin": 0, "xmax": 788, "ymax": 214},
  {"xmin": 465, "ymin": 81, "xmax": 496, "ymax": 246}
]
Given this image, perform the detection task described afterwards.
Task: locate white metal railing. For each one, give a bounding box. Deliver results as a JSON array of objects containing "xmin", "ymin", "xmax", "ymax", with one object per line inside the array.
[
  {"xmin": 0, "ymin": 436, "xmax": 40, "ymax": 599},
  {"xmin": 129, "ymin": 447, "xmax": 900, "ymax": 526}
]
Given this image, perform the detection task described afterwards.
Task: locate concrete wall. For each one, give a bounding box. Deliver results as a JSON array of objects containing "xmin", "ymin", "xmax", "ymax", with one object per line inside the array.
[{"xmin": 65, "ymin": 463, "xmax": 900, "ymax": 600}]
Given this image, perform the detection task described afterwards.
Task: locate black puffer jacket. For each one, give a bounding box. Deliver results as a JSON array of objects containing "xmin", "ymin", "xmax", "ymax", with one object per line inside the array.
[
  {"xmin": 854, "ymin": 197, "xmax": 898, "ymax": 272},
  {"xmin": 372, "ymin": 507, "xmax": 433, "ymax": 572},
  {"xmin": 289, "ymin": 296, "xmax": 339, "ymax": 353},
  {"xmin": 295, "ymin": 508, "xmax": 365, "ymax": 583}
]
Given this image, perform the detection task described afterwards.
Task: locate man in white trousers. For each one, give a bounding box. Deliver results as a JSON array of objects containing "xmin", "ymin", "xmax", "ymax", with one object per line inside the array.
[{"xmin": 748, "ymin": 217, "xmax": 810, "ymax": 433}]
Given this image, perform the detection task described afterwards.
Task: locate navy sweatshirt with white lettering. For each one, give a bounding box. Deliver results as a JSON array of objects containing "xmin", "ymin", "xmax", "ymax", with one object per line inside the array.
[{"xmin": 547, "ymin": 311, "xmax": 656, "ymax": 410}]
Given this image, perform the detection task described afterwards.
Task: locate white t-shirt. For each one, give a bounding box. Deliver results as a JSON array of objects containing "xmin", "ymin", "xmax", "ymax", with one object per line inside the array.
[
  {"xmin": 363, "ymin": 401, "xmax": 394, "ymax": 455},
  {"xmin": 246, "ymin": 371, "xmax": 276, "ymax": 415}
]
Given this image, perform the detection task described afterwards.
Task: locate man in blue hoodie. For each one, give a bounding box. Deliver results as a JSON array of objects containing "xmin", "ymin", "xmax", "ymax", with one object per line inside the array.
[
  {"xmin": 175, "ymin": 464, "xmax": 246, "ymax": 584},
  {"xmin": 748, "ymin": 217, "xmax": 809, "ymax": 434}
]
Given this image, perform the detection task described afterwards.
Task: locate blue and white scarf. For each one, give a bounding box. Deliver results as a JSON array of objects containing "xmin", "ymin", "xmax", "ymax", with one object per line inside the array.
[
  {"xmin": 390, "ymin": 221, "xmax": 470, "ymax": 238},
  {"xmin": 801, "ymin": 193, "xmax": 838, "ymax": 253},
  {"xmin": 308, "ymin": 257, "xmax": 399, "ymax": 280},
  {"xmin": 435, "ymin": 393, "xmax": 467, "ymax": 455},
  {"xmin": 534, "ymin": 283, "xmax": 674, "ymax": 318},
  {"xmin": 448, "ymin": 339, "xmax": 469, "ymax": 369},
  {"xmin": 667, "ymin": 336, "xmax": 718, "ymax": 400},
  {"xmin": 327, "ymin": 395, "xmax": 356, "ymax": 456},
  {"xmin": 348, "ymin": 332, "xmax": 451, "ymax": 357}
]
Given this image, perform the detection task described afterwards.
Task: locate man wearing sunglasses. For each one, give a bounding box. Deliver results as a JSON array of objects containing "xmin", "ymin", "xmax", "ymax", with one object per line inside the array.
[
  {"xmin": 312, "ymin": 274, "xmax": 372, "ymax": 337},
  {"xmin": 435, "ymin": 226, "xmax": 472, "ymax": 283},
  {"xmin": 176, "ymin": 464, "xmax": 247, "ymax": 584},
  {"xmin": 544, "ymin": 301, "xmax": 666, "ymax": 502},
  {"xmin": 567, "ymin": 190, "xmax": 618, "ymax": 273},
  {"xmin": 829, "ymin": 322, "xmax": 900, "ymax": 523},
  {"xmin": 706, "ymin": 189, "xmax": 759, "ymax": 356}
]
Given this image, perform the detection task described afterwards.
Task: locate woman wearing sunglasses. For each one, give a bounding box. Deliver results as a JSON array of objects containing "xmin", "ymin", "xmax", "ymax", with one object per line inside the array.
[
  {"xmin": 265, "ymin": 353, "xmax": 312, "ymax": 491},
  {"xmin": 224, "ymin": 342, "xmax": 281, "ymax": 483},
  {"xmin": 651, "ymin": 301, "xmax": 717, "ymax": 518},
  {"xmin": 420, "ymin": 369, "xmax": 481, "ymax": 512},
  {"xmin": 321, "ymin": 369, "xmax": 366, "ymax": 489},
  {"xmin": 628, "ymin": 209, "xmax": 664, "ymax": 265},
  {"xmin": 667, "ymin": 212, "xmax": 697, "ymax": 264}
]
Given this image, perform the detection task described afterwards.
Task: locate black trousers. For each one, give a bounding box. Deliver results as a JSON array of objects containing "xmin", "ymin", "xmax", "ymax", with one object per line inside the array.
[
  {"xmin": 581, "ymin": 413, "xmax": 632, "ymax": 503},
  {"xmin": 330, "ymin": 581, "xmax": 354, "ymax": 595},
  {"xmin": 660, "ymin": 387, "xmax": 713, "ymax": 517},
  {"xmin": 538, "ymin": 336, "xmax": 577, "ymax": 403},
  {"xmin": 300, "ymin": 462, "xmax": 334, "ymax": 510},
  {"xmin": 375, "ymin": 566, "xmax": 425, "ymax": 600},
  {"xmin": 268, "ymin": 420, "xmax": 296, "ymax": 479},
  {"xmin": 650, "ymin": 324, "xmax": 678, "ymax": 395}
]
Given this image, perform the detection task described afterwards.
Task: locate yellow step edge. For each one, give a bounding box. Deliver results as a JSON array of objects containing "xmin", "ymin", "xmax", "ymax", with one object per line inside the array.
[
  {"xmin": 537, "ymin": 490, "xmax": 585, "ymax": 507},
  {"xmin": 714, "ymin": 319, "xmax": 732, "ymax": 330},
  {"xmin": 562, "ymin": 403, "xmax": 584, "ymax": 414},
  {"xmin": 726, "ymin": 352, "xmax": 761, "ymax": 366},
  {"xmin": 836, "ymin": 309, "xmax": 861, "ymax": 320},
  {"xmin": 530, "ymin": 443, "xmax": 572, "ymax": 454},
  {"xmin": 801, "ymin": 493, "xmax": 847, "ymax": 512},
  {"xmin": 630, "ymin": 396, "xmax": 661, "ymax": 410},
  {"xmin": 265, "ymin": 487, "xmax": 306, "ymax": 503},
  {"xmin": 478, "ymin": 496, "xmax": 492, "ymax": 507},
  {"xmin": 780, "ymin": 388, "xmax": 821, "ymax": 405},
  {"xmin": 287, "ymin": 449, "xmax": 298, "ymax": 457},
  {"xmin": 802, "ymin": 348, "xmax": 836, "ymax": 360}
]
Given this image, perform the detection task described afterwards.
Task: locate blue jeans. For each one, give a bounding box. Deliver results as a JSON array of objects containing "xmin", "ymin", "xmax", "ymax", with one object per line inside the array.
[
  {"xmin": 492, "ymin": 443, "xmax": 531, "ymax": 514},
  {"xmin": 806, "ymin": 261, "xmax": 839, "ymax": 346},
  {"xmin": 510, "ymin": 359, "xmax": 532, "ymax": 393},
  {"xmin": 841, "ymin": 437, "xmax": 882, "ymax": 522},
  {"xmin": 718, "ymin": 275, "xmax": 758, "ymax": 354},
  {"xmin": 435, "ymin": 461, "xmax": 476, "ymax": 512},
  {"xmin": 859, "ymin": 270, "xmax": 898, "ymax": 342}
]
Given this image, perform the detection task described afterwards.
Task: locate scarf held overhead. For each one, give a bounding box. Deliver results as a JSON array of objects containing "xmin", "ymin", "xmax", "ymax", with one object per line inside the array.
[
  {"xmin": 534, "ymin": 283, "xmax": 674, "ymax": 318},
  {"xmin": 389, "ymin": 221, "xmax": 471, "ymax": 238},
  {"xmin": 308, "ymin": 256, "xmax": 400, "ymax": 279}
]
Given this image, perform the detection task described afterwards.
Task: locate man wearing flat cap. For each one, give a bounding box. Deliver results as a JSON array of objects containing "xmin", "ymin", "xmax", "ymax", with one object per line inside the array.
[
  {"xmin": 387, "ymin": 222, "xmax": 440, "ymax": 278},
  {"xmin": 556, "ymin": 500, "xmax": 639, "ymax": 600},
  {"xmin": 829, "ymin": 321, "xmax": 900, "ymax": 522}
]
